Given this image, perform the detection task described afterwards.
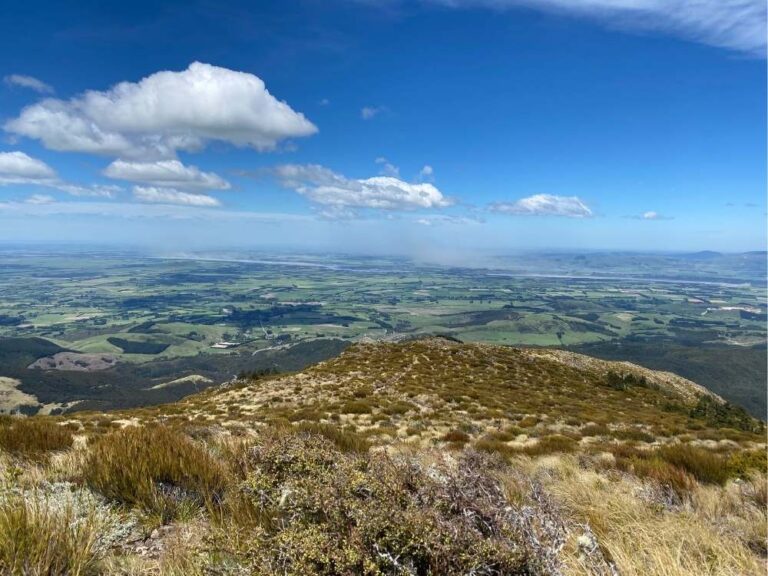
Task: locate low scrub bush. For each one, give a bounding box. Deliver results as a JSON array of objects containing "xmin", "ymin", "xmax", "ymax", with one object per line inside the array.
[
  {"xmin": 0, "ymin": 417, "xmax": 73, "ymax": 460},
  {"xmin": 84, "ymin": 425, "xmax": 227, "ymax": 522},
  {"xmin": 235, "ymin": 428, "xmax": 558, "ymax": 575}
]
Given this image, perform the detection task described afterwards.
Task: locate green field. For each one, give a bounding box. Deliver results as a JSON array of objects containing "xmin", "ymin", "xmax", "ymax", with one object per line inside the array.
[{"xmin": 0, "ymin": 249, "xmax": 765, "ymax": 415}]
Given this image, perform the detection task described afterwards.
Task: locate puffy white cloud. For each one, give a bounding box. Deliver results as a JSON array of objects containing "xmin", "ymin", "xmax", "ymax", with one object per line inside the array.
[
  {"xmin": 5, "ymin": 62, "xmax": 318, "ymax": 159},
  {"xmin": 132, "ymin": 186, "xmax": 221, "ymax": 207},
  {"xmin": 429, "ymin": 0, "xmax": 765, "ymax": 55},
  {"xmin": 361, "ymin": 106, "xmax": 385, "ymax": 120},
  {"xmin": 490, "ymin": 194, "xmax": 593, "ymax": 217},
  {"xmin": 104, "ymin": 159, "xmax": 230, "ymax": 190},
  {"xmin": 25, "ymin": 194, "xmax": 55, "ymax": 205},
  {"xmin": 0, "ymin": 151, "xmax": 56, "ymax": 184},
  {"xmin": 0, "ymin": 151, "xmax": 119, "ymax": 197},
  {"xmin": 419, "ymin": 165, "xmax": 434, "ymax": 178},
  {"xmin": 4, "ymin": 74, "xmax": 54, "ymax": 94},
  {"xmin": 274, "ymin": 164, "xmax": 453, "ymax": 215}
]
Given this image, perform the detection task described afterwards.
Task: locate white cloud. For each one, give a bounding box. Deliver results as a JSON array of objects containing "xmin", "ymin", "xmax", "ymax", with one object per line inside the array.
[
  {"xmin": 5, "ymin": 62, "xmax": 318, "ymax": 159},
  {"xmin": 4, "ymin": 74, "xmax": 54, "ymax": 94},
  {"xmin": 490, "ymin": 194, "xmax": 593, "ymax": 217},
  {"xmin": 374, "ymin": 157, "xmax": 400, "ymax": 177},
  {"xmin": 0, "ymin": 151, "xmax": 119, "ymax": 197},
  {"xmin": 132, "ymin": 186, "xmax": 221, "ymax": 207},
  {"xmin": 414, "ymin": 214, "xmax": 482, "ymax": 226},
  {"xmin": 319, "ymin": 98, "xmax": 330, "ymax": 106},
  {"xmin": 361, "ymin": 106, "xmax": 385, "ymax": 120},
  {"xmin": 274, "ymin": 164, "xmax": 453, "ymax": 215},
  {"xmin": 0, "ymin": 151, "xmax": 56, "ymax": 184},
  {"xmin": 55, "ymin": 183, "xmax": 120, "ymax": 198},
  {"xmin": 630, "ymin": 210, "xmax": 673, "ymax": 220},
  {"xmin": 429, "ymin": 0, "xmax": 766, "ymax": 55},
  {"xmin": 104, "ymin": 159, "xmax": 230, "ymax": 190},
  {"xmin": 420, "ymin": 165, "xmax": 434, "ymax": 178},
  {"xmin": 25, "ymin": 194, "xmax": 55, "ymax": 205}
]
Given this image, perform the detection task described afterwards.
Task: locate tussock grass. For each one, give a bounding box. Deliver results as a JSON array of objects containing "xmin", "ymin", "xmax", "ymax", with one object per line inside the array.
[
  {"xmin": 657, "ymin": 443, "xmax": 730, "ymax": 486},
  {"xmin": 84, "ymin": 425, "xmax": 227, "ymax": 522},
  {"xmin": 0, "ymin": 417, "xmax": 73, "ymax": 460},
  {"xmin": 0, "ymin": 491, "xmax": 101, "ymax": 575}
]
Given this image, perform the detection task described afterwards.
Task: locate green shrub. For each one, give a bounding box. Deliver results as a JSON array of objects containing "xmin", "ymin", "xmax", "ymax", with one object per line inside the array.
[
  {"xmin": 0, "ymin": 417, "xmax": 73, "ymax": 460},
  {"xmin": 689, "ymin": 396, "xmax": 763, "ymax": 433},
  {"xmin": 726, "ymin": 449, "xmax": 768, "ymax": 479},
  {"xmin": 236, "ymin": 428, "xmax": 544, "ymax": 575}
]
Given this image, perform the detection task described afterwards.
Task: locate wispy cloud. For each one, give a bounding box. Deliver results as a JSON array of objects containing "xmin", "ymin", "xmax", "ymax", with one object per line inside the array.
[
  {"xmin": 132, "ymin": 186, "xmax": 221, "ymax": 207},
  {"xmin": 104, "ymin": 159, "xmax": 230, "ymax": 190},
  {"xmin": 24, "ymin": 194, "xmax": 55, "ymax": 205},
  {"xmin": 427, "ymin": 0, "xmax": 766, "ymax": 56},
  {"xmin": 3, "ymin": 74, "xmax": 54, "ymax": 94},
  {"xmin": 630, "ymin": 210, "xmax": 673, "ymax": 220},
  {"xmin": 361, "ymin": 105, "xmax": 387, "ymax": 119},
  {"xmin": 374, "ymin": 157, "xmax": 400, "ymax": 177},
  {"xmin": 490, "ymin": 194, "xmax": 593, "ymax": 217}
]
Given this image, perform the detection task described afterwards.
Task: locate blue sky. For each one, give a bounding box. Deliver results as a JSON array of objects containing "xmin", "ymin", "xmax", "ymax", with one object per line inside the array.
[{"xmin": 0, "ymin": 0, "xmax": 765, "ymax": 254}]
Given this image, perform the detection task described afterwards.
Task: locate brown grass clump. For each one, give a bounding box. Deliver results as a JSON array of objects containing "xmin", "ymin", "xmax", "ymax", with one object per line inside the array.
[
  {"xmin": 0, "ymin": 492, "xmax": 101, "ymax": 575},
  {"xmin": 521, "ymin": 434, "xmax": 577, "ymax": 456},
  {"xmin": 441, "ymin": 429, "xmax": 470, "ymax": 443},
  {"xmin": 84, "ymin": 425, "xmax": 227, "ymax": 522},
  {"xmin": 0, "ymin": 417, "xmax": 73, "ymax": 460},
  {"xmin": 293, "ymin": 422, "xmax": 370, "ymax": 454},
  {"xmin": 657, "ymin": 444, "xmax": 730, "ymax": 486}
]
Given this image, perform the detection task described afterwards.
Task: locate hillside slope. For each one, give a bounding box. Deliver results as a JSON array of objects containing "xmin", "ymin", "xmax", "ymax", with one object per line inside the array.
[{"xmin": 0, "ymin": 338, "xmax": 764, "ymax": 575}]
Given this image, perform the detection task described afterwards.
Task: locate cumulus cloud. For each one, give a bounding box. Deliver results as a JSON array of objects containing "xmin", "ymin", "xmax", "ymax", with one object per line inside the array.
[
  {"xmin": 490, "ymin": 194, "xmax": 593, "ymax": 217},
  {"xmin": 0, "ymin": 151, "xmax": 120, "ymax": 197},
  {"xmin": 429, "ymin": 0, "xmax": 766, "ymax": 55},
  {"xmin": 132, "ymin": 186, "xmax": 221, "ymax": 207},
  {"xmin": 361, "ymin": 106, "xmax": 386, "ymax": 120},
  {"xmin": 104, "ymin": 159, "xmax": 230, "ymax": 190},
  {"xmin": 25, "ymin": 194, "xmax": 55, "ymax": 205},
  {"xmin": 5, "ymin": 62, "xmax": 318, "ymax": 159},
  {"xmin": 419, "ymin": 165, "xmax": 434, "ymax": 178},
  {"xmin": 274, "ymin": 164, "xmax": 453, "ymax": 215},
  {"xmin": 0, "ymin": 151, "xmax": 57, "ymax": 184},
  {"xmin": 4, "ymin": 74, "xmax": 54, "ymax": 94}
]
